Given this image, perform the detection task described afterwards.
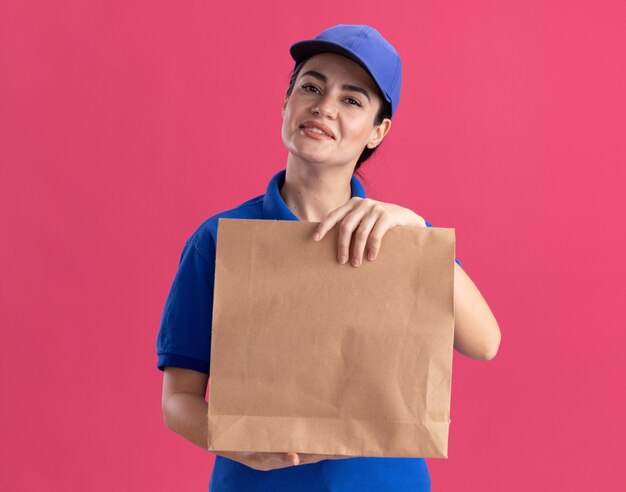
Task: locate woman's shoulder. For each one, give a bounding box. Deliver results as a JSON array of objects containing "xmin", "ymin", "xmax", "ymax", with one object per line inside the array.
[{"xmin": 186, "ymin": 194, "xmax": 266, "ymax": 257}]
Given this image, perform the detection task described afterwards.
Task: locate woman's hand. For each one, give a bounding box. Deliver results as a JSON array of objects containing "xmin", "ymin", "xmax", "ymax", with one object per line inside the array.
[
  {"xmin": 216, "ymin": 451, "xmax": 346, "ymax": 471},
  {"xmin": 313, "ymin": 198, "xmax": 426, "ymax": 266}
]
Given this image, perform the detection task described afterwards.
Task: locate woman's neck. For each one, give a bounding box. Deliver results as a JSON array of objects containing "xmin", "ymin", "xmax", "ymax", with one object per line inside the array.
[{"xmin": 280, "ymin": 160, "xmax": 355, "ymax": 222}]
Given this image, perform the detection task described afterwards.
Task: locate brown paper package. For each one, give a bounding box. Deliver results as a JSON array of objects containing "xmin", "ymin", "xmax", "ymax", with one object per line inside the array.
[{"xmin": 208, "ymin": 218, "xmax": 455, "ymax": 465}]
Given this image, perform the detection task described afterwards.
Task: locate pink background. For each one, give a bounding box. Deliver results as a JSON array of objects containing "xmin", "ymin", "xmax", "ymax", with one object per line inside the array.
[{"xmin": 1, "ymin": 0, "xmax": 625, "ymax": 490}]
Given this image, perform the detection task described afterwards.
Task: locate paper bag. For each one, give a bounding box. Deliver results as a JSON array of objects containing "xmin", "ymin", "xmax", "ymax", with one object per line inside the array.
[{"xmin": 208, "ymin": 218, "xmax": 455, "ymax": 460}]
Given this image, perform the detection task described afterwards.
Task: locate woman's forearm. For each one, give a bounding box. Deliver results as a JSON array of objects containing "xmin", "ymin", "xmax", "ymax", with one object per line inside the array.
[
  {"xmin": 162, "ymin": 386, "xmax": 341, "ymax": 471},
  {"xmin": 163, "ymin": 392, "xmax": 209, "ymax": 450},
  {"xmin": 453, "ymin": 263, "xmax": 501, "ymax": 360}
]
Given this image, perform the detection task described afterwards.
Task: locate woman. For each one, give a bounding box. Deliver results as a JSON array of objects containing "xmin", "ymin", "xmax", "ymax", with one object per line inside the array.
[{"xmin": 157, "ymin": 24, "xmax": 501, "ymax": 491}]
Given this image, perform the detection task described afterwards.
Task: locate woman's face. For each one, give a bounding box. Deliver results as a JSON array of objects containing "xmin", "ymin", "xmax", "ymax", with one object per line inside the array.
[{"xmin": 281, "ymin": 52, "xmax": 391, "ymax": 170}]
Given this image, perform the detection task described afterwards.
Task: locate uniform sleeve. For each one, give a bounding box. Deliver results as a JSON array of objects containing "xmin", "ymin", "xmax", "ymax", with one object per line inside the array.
[
  {"xmin": 156, "ymin": 235, "xmax": 216, "ymax": 375},
  {"xmin": 425, "ymin": 220, "xmax": 463, "ymax": 267}
]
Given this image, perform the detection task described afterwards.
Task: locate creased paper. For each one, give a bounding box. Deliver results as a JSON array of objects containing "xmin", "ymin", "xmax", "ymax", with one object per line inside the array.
[{"xmin": 208, "ymin": 218, "xmax": 455, "ymax": 459}]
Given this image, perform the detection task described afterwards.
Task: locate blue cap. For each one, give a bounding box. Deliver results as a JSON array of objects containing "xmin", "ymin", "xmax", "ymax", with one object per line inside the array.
[{"xmin": 289, "ymin": 24, "xmax": 402, "ymax": 118}]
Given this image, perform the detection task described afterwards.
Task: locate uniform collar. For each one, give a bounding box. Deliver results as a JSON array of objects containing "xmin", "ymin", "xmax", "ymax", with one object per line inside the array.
[{"xmin": 262, "ymin": 169, "xmax": 366, "ymax": 221}]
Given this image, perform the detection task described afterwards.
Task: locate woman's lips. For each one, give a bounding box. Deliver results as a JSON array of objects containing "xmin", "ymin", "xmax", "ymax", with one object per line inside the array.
[
  {"xmin": 299, "ymin": 120, "xmax": 335, "ymax": 139},
  {"xmin": 300, "ymin": 127, "xmax": 334, "ymax": 140}
]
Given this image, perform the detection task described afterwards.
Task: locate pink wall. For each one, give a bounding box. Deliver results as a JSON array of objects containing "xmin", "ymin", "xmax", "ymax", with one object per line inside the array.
[{"xmin": 1, "ymin": 1, "xmax": 624, "ymax": 490}]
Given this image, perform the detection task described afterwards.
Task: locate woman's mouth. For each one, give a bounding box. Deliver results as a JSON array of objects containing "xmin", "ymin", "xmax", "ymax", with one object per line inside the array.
[{"xmin": 300, "ymin": 126, "xmax": 334, "ymax": 140}]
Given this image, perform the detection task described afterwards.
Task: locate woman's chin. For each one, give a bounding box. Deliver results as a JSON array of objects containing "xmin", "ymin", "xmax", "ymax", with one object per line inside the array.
[{"xmin": 291, "ymin": 150, "xmax": 334, "ymax": 165}]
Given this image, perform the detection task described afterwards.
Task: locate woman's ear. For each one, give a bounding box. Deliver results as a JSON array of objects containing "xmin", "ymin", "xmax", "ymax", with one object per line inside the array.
[{"xmin": 366, "ymin": 118, "xmax": 392, "ymax": 149}]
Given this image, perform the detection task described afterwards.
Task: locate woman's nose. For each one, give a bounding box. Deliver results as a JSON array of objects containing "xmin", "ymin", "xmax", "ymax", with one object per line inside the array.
[{"xmin": 311, "ymin": 94, "xmax": 338, "ymax": 118}]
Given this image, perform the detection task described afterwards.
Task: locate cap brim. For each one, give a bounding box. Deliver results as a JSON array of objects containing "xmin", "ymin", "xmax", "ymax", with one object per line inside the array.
[{"xmin": 290, "ymin": 40, "xmax": 361, "ymax": 67}]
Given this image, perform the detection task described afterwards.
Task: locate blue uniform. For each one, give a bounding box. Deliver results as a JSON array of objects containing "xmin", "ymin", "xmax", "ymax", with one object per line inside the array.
[{"xmin": 156, "ymin": 169, "xmax": 461, "ymax": 491}]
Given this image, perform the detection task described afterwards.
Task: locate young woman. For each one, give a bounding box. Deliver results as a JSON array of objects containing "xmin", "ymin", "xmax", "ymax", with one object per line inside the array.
[{"xmin": 157, "ymin": 24, "xmax": 501, "ymax": 491}]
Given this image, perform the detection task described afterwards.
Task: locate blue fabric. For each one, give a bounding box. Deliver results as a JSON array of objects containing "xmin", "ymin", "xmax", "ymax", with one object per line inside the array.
[
  {"xmin": 156, "ymin": 168, "xmax": 465, "ymax": 491},
  {"xmin": 209, "ymin": 455, "xmax": 431, "ymax": 491}
]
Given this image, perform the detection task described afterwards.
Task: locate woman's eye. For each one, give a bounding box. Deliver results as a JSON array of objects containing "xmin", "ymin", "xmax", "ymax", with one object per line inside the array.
[
  {"xmin": 346, "ymin": 98, "xmax": 362, "ymax": 107},
  {"xmin": 303, "ymin": 84, "xmax": 320, "ymax": 94}
]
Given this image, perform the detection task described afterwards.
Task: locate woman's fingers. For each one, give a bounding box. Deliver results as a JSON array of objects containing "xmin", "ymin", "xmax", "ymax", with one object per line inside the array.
[
  {"xmin": 221, "ymin": 451, "xmax": 346, "ymax": 470},
  {"xmin": 313, "ymin": 199, "xmax": 426, "ymax": 267},
  {"xmin": 297, "ymin": 453, "xmax": 347, "ymax": 465},
  {"xmin": 285, "ymin": 452, "xmax": 300, "ymax": 465},
  {"xmin": 313, "ymin": 198, "xmax": 390, "ymax": 266},
  {"xmin": 337, "ymin": 198, "xmax": 381, "ymax": 266},
  {"xmin": 349, "ymin": 207, "xmax": 382, "ymax": 266},
  {"xmin": 363, "ymin": 213, "xmax": 394, "ymax": 262},
  {"xmin": 314, "ymin": 197, "xmax": 363, "ymax": 242},
  {"xmin": 335, "ymin": 200, "xmax": 376, "ymax": 264},
  {"xmin": 340, "ymin": 202, "xmax": 394, "ymax": 267}
]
